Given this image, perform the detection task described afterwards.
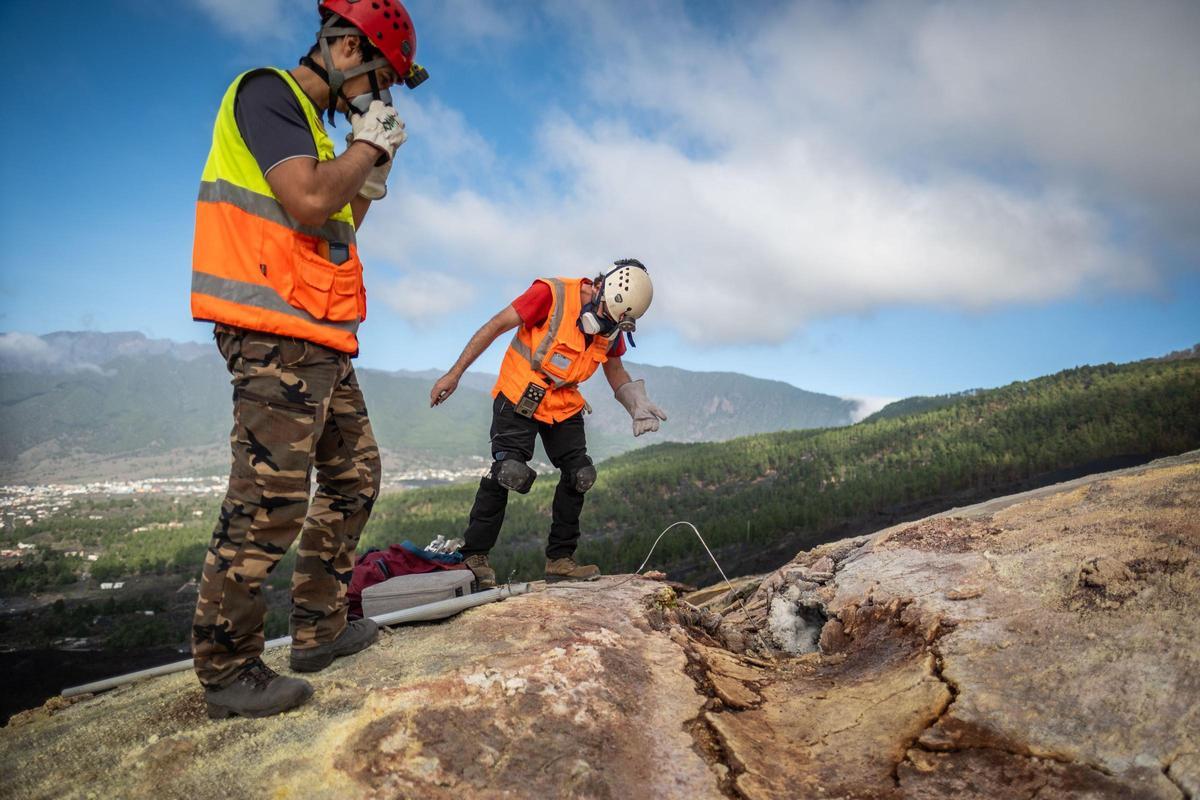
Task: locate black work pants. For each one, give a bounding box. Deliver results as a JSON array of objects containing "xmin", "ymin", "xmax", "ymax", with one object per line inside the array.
[{"xmin": 461, "ymin": 394, "xmax": 592, "ymax": 560}]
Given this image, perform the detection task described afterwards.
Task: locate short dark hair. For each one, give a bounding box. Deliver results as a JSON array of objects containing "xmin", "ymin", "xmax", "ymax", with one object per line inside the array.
[{"xmin": 306, "ymin": 13, "xmax": 378, "ymax": 62}]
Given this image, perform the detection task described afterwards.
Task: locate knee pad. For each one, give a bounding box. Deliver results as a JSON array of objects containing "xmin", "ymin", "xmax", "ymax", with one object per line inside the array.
[
  {"xmin": 569, "ymin": 463, "xmax": 597, "ymax": 493},
  {"xmin": 492, "ymin": 459, "xmax": 536, "ymax": 494}
]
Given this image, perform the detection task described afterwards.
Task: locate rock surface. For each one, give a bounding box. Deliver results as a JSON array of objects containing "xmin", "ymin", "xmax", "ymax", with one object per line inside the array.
[
  {"xmin": 3, "ymin": 452, "xmax": 1198, "ymax": 799},
  {"xmin": 712, "ymin": 451, "xmax": 1200, "ymax": 799}
]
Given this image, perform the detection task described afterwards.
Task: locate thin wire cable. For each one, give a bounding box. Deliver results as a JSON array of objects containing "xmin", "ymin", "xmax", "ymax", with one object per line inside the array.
[{"xmin": 540, "ymin": 520, "xmax": 748, "ymax": 611}]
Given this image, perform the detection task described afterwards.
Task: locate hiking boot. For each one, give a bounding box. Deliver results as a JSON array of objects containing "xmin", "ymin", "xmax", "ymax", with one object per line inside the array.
[
  {"xmin": 545, "ymin": 556, "xmax": 601, "ymax": 583},
  {"xmin": 205, "ymin": 659, "xmax": 313, "ymax": 720},
  {"xmin": 464, "ymin": 554, "xmax": 496, "ymax": 589},
  {"xmin": 289, "ymin": 617, "xmax": 379, "ymax": 673}
]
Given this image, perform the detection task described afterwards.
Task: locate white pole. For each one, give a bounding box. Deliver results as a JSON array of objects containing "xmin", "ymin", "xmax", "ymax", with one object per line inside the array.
[{"xmin": 61, "ymin": 582, "xmax": 533, "ymax": 699}]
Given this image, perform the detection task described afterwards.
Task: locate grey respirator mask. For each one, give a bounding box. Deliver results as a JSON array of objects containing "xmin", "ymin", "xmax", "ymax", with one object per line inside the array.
[{"xmin": 348, "ymin": 85, "xmax": 392, "ymax": 118}]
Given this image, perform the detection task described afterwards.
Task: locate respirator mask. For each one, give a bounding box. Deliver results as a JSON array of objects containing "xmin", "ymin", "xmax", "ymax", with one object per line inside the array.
[
  {"xmin": 348, "ymin": 85, "xmax": 392, "ymax": 119},
  {"xmin": 579, "ymin": 279, "xmax": 640, "ymax": 346},
  {"xmin": 578, "ymin": 294, "xmax": 635, "ymax": 340}
]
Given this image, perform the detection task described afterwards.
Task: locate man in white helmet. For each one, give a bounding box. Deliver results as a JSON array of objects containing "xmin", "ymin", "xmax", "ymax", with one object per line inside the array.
[{"xmin": 430, "ymin": 259, "xmax": 667, "ymax": 586}]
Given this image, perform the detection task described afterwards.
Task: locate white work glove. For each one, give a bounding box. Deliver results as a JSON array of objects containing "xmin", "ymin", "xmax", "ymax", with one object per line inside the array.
[
  {"xmin": 346, "ymin": 133, "xmax": 392, "ymax": 200},
  {"xmin": 350, "ymin": 100, "xmax": 407, "ymax": 163},
  {"xmin": 614, "ymin": 379, "xmax": 668, "ymax": 437}
]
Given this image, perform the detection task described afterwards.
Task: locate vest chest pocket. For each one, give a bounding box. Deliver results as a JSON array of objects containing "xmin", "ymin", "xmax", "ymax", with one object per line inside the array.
[
  {"xmin": 289, "ymin": 240, "xmax": 364, "ymax": 322},
  {"xmin": 542, "ymin": 338, "xmax": 607, "ymax": 386},
  {"xmin": 540, "ymin": 341, "xmax": 581, "ymax": 385}
]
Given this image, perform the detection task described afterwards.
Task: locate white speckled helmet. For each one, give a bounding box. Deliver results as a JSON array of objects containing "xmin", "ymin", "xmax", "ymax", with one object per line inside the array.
[{"xmin": 599, "ymin": 258, "xmax": 653, "ymax": 323}]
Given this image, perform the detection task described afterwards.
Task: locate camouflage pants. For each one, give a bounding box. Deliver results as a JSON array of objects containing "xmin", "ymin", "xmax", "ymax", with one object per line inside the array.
[{"xmin": 192, "ymin": 327, "xmax": 382, "ymax": 688}]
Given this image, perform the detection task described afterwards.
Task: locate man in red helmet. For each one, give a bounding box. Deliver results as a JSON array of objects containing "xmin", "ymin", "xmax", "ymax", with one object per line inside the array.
[{"xmin": 189, "ymin": 1, "xmax": 427, "ymax": 719}]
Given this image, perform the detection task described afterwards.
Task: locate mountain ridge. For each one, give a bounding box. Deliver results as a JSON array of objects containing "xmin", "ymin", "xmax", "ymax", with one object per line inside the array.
[{"xmin": 0, "ymin": 331, "xmax": 857, "ymax": 483}]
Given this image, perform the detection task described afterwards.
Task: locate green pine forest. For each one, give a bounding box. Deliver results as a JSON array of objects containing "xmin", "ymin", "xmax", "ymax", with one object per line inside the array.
[{"xmin": 363, "ymin": 357, "xmax": 1200, "ymax": 584}]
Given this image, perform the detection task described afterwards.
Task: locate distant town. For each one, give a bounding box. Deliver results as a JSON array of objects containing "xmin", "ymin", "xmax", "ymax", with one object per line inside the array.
[
  {"xmin": 0, "ymin": 477, "xmax": 227, "ymax": 540},
  {"xmin": 1, "ymin": 462, "xmax": 490, "ymax": 539}
]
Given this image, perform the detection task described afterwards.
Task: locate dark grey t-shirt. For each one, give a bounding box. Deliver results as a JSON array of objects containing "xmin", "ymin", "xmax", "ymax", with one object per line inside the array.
[{"xmin": 233, "ymin": 70, "xmax": 318, "ymax": 175}]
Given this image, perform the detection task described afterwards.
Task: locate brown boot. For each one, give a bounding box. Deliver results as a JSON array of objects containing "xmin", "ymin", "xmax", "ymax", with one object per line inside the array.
[
  {"xmin": 289, "ymin": 618, "xmax": 379, "ymax": 673},
  {"xmin": 545, "ymin": 556, "xmax": 601, "ymax": 583},
  {"xmin": 204, "ymin": 659, "xmax": 313, "ymax": 720},
  {"xmin": 464, "ymin": 554, "xmax": 496, "ymax": 589}
]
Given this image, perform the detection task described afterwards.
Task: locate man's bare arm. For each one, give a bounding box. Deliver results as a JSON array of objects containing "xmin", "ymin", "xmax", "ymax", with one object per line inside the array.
[
  {"xmin": 603, "ymin": 356, "xmax": 633, "ymax": 393},
  {"xmin": 350, "ymin": 195, "xmax": 371, "ymax": 229},
  {"xmin": 266, "ymin": 142, "xmax": 380, "ymax": 227},
  {"xmin": 430, "ymin": 305, "xmax": 523, "ymax": 406}
]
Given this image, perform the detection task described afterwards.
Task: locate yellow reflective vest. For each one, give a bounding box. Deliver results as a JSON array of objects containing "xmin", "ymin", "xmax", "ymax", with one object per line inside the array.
[{"xmin": 191, "ymin": 68, "xmax": 365, "ymax": 353}]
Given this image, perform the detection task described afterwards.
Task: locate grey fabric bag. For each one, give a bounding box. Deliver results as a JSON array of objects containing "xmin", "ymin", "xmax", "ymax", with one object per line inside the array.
[{"xmin": 361, "ymin": 571, "xmax": 475, "ymax": 619}]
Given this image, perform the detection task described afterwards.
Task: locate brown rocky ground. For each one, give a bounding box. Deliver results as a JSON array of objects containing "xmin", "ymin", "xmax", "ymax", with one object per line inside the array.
[{"xmin": 2, "ymin": 452, "xmax": 1197, "ymax": 799}]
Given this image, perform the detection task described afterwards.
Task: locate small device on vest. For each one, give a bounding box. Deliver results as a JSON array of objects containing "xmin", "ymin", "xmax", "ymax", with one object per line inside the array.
[
  {"xmin": 514, "ymin": 382, "xmax": 546, "ymax": 418},
  {"xmin": 318, "ymin": 240, "xmax": 351, "ymax": 265}
]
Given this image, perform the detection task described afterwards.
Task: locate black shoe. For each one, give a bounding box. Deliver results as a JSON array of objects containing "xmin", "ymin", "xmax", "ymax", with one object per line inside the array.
[
  {"xmin": 205, "ymin": 659, "xmax": 313, "ymax": 720},
  {"xmin": 289, "ymin": 617, "xmax": 379, "ymax": 673}
]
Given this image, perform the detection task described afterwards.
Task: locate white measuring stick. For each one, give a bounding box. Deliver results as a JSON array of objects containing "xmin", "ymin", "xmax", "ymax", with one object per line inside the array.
[{"xmin": 61, "ymin": 582, "xmax": 532, "ymax": 698}]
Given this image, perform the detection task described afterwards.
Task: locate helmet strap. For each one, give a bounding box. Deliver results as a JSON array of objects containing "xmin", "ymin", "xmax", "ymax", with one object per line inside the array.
[{"xmin": 307, "ymin": 17, "xmax": 393, "ymax": 126}]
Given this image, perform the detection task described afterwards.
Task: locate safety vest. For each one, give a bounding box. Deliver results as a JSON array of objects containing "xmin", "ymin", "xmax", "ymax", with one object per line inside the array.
[
  {"xmin": 494, "ymin": 278, "xmax": 613, "ymax": 424},
  {"xmin": 191, "ymin": 68, "xmax": 364, "ymax": 354}
]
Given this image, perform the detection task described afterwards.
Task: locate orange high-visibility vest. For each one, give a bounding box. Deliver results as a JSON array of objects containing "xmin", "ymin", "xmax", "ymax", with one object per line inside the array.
[
  {"xmin": 191, "ymin": 68, "xmax": 365, "ymax": 354},
  {"xmin": 494, "ymin": 278, "xmax": 613, "ymax": 424}
]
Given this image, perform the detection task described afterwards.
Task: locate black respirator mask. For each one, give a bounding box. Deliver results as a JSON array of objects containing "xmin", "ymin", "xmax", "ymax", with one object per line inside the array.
[{"xmin": 578, "ymin": 286, "xmax": 638, "ymax": 344}]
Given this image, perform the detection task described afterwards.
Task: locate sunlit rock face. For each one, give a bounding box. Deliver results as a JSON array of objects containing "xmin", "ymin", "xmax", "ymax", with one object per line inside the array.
[
  {"xmin": 707, "ymin": 451, "xmax": 1200, "ymax": 800},
  {"xmin": 3, "ymin": 453, "xmax": 1197, "ymax": 800}
]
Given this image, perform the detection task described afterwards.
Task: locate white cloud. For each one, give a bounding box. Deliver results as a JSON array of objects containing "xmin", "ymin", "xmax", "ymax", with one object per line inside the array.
[
  {"xmin": 0, "ymin": 333, "xmax": 107, "ymax": 374},
  {"xmin": 189, "ymin": 0, "xmax": 305, "ymax": 42},
  {"xmin": 389, "ymin": 96, "xmax": 498, "ymax": 190},
  {"xmin": 365, "ymin": 0, "xmax": 1197, "ymax": 343},
  {"xmin": 376, "ymin": 272, "xmax": 478, "ymax": 323},
  {"xmin": 379, "ymin": 119, "xmax": 1151, "ymax": 343},
  {"xmin": 848, "ymin": 396, "xmax": 900, "ymax": 423},
  {"xmin": 406, "ymin": 0, "xmax": 521, "ymax": 48}
]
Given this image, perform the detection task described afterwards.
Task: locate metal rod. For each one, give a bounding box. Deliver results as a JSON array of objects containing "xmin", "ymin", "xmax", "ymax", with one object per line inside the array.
[{"xmin": 61, "ymin": 582, "xmax": 532, "ymax": 698}]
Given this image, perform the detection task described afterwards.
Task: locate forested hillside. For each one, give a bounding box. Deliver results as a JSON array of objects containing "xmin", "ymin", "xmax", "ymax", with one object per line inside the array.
[
  {"xmin": 861, "ymin": 389, "xmax": 978, "ymax": 423},
  {"xmin": 364, "ymin": 357, "xmax": 1200, "ymax": 584}
]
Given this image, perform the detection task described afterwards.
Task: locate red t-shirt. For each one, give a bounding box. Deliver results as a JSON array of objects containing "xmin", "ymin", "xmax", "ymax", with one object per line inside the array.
[{"xmin": 511, "ymin": 279, "xmax": 627, "ymax": 357}]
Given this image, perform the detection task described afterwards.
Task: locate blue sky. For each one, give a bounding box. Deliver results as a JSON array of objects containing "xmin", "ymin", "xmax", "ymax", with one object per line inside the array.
[{"xmin": 1, "ymin": 0, "xmax": 1196, "ymax": 410}]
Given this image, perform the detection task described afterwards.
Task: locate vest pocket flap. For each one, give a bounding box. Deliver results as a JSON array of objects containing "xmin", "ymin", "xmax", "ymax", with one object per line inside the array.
[
  {"xmin": 287, "ymin": 242, "xmax": 363, "ymax": 322},
  {"xmin": 333, "ymin": 271, "xmax": 360, "ymax": 296},
  {"xmin": 297, "ymin": 254, "xmax": 335, "ymax": 291},
  {"xmin": 540, "ymin": 342, "xmax": 582, "ymax": 382}
]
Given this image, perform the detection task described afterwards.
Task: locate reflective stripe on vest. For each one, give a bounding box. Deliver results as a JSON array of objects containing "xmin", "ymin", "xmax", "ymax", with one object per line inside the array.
[
  {"xmin": 507, "ymin": 279, "xmax": 574, "ymax": 388},
  {"xmin": 197, "ymin": 179, "xmax": 356, "ymax": 245},
  {"xmin": 191, "ymin": 272, "xmax": 359, "ymax": 333},
  {"xmin": 191, "ymin": 67, "xmax": 363, "ymax": 353},
  {"xmin": 493, "ymin": 278, "xmax": 612, "ymax": 423}
]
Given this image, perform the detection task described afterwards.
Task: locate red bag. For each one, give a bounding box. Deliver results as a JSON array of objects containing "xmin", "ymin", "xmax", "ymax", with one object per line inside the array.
[{"xmin": 347, "ymin": 544, "xmax": 469, "ymax": 619}]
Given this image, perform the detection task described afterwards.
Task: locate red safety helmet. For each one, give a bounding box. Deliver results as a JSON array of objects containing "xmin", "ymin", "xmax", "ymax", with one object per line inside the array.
[{"xmin": 319, "ymin": 0, "xmax": 419, "ymax": 80}]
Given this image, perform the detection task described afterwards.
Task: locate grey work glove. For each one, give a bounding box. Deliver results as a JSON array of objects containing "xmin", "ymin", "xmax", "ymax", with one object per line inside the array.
[
  {"xmin": 346, "ymin": 133, "xmax": 392, "ymax": 200},
  {"xmin": 614, "ymin": 379, "xmax": 667, "ymax": 437}
]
